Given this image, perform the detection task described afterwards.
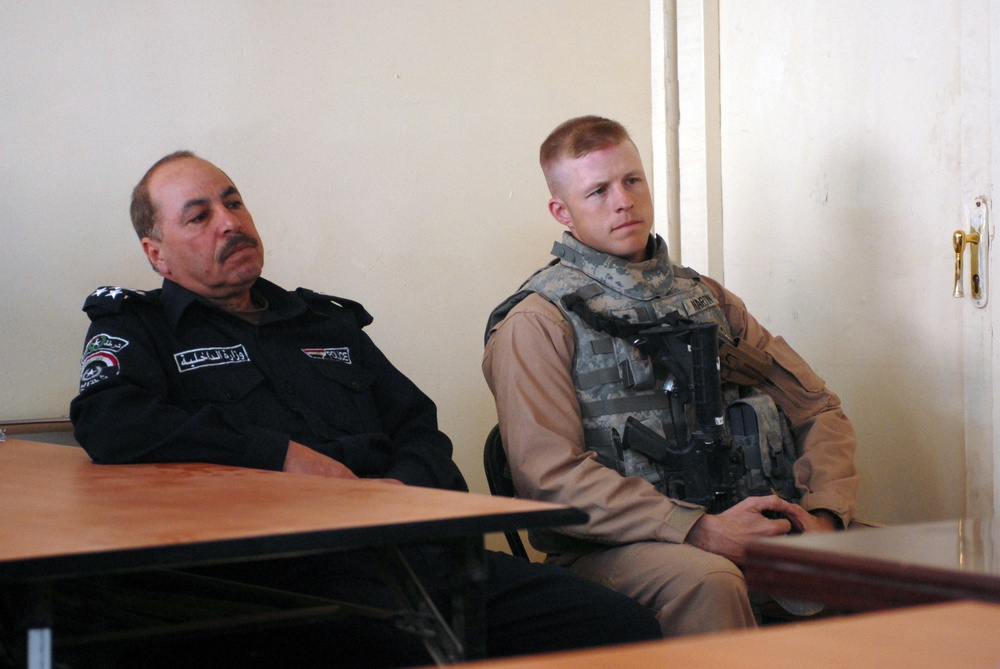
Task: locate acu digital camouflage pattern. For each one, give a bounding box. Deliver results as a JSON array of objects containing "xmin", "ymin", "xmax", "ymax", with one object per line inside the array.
[{"xmin": 487, "ymin": 232, "xmax": 799, "ymax": 509}]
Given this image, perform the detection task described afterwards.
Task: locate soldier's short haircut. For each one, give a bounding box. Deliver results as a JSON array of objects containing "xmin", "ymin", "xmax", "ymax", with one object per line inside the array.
[
  {"xmin": 130, "ymin": 150, "xmax": 198, "ymax": 240},
  {"xmin": 539, "ymin": 116, "xmax": 632, "ymax": 195}
]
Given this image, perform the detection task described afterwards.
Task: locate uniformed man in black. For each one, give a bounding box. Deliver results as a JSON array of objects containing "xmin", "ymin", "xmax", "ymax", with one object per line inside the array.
[{"xmin": 69, "ymin": 151, "xmax": 659, "ymax": 668}]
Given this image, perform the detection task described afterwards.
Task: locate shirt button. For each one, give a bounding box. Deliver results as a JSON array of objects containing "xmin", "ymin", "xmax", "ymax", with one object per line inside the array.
[
  {"xmin": 285, "ymin": 383, "xmax": 296, "ymax": 395},
  {"xmin": 226, "ymin": 391, "xmax": 236, "ymax": 400}
]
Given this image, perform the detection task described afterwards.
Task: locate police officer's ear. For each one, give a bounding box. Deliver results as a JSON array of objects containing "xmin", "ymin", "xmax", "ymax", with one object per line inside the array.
[{"xmin": 141, "ymin": 237, "xmax": 167, "ymax": 276}]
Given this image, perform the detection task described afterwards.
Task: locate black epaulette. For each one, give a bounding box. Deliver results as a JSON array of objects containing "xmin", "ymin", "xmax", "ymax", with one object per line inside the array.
[
  {"xmin": 83, "ymin": 286, "xmax": 158, "ymax": 317},
  {"xmin": 295, "ymin": 288, "xmax": 374, "ymax": 327}
]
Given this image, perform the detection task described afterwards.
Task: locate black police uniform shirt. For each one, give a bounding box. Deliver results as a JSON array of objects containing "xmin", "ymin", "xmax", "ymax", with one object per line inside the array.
[{"xmin": 70, "ymin": 278, "xmax": 467, "ymax": 492}]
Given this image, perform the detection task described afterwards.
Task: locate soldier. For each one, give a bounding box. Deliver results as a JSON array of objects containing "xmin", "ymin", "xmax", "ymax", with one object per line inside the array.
[
  {"xmin": 483, "ymin": 116, "xmax": 859, "ymax": 637},
  {"xmin": 70, "ymin": 150, "xmax": 660, "ymax": 667}
]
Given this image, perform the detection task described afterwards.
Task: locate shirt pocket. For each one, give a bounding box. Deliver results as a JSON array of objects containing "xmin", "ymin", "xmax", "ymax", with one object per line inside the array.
[
  {"xmin": 308, "ymin": 358, "xmax": 377, "ymax": 393},
  {"xmin": 179, "ymin": 362, "xmax": 266, "ymax": 404},
  {"xmin": 305, "ymin": 360, "xmax": 381, "ymax": 434}
]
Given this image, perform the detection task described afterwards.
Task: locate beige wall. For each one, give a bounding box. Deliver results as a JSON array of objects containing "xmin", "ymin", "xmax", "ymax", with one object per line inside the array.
[{"xmin": 0, "ymin": 1, "xmax": 651, "ymax": 500}]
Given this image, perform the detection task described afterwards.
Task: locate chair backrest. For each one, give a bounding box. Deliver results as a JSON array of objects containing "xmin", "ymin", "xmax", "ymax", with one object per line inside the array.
[{"xmin": 483, "ymin": 424, "xmax": 530, "ymax": 560}]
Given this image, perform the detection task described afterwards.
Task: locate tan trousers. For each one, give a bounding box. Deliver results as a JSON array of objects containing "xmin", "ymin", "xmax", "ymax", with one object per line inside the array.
[{"xmin": 550, "ymin": 541, "xmax": 757, "ymax": 638}]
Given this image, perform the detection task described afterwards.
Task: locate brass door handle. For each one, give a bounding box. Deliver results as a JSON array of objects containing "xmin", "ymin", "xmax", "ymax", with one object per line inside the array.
[
  {"xmin": 952, "ymin": 197, "xmax": 990, "ymax": 308},
  {"xmin": 953, "ymin": 229, "xmax": 979, "ymax": 298}
]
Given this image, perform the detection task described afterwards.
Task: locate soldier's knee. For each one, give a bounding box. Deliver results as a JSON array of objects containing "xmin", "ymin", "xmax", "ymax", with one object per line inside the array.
[
  {"xmin": 682, "ymin": 553, "xmax": 747, "ymax": 594},
  {"xmin": 669, "ymin": 555, "xmax": 750, "ymax": 619},
  {"xmin": 657, "ymin": 559, "xmax": 755, "ymax": 635},
  {"xmin": 693, "ymin": 562, "xmax": 748, "ymax": 599}
]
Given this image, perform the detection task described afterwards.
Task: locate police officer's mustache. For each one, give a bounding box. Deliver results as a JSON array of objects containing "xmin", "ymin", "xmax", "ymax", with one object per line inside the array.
[{"xmin": 217, "ymin": 233, "xmax": 259, "ymax": 262}]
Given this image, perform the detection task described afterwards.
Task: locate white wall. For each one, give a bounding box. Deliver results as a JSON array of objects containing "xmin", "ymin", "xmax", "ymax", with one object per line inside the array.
[
  {"xmin": 715, "ymin": 1, "xmax": 967, "ymax": 524},
  {"xmin": 0, "ymin": 1, "xmax": 651, "ymax": 497}
]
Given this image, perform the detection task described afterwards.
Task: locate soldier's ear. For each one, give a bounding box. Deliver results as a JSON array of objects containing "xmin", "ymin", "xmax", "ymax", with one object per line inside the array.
[{"xmin": 549, "ymin": 197, "xmax": 575, "ymax": 233}]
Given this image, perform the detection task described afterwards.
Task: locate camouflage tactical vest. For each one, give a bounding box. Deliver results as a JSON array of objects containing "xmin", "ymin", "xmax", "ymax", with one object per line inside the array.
[{"xmin": 487, "ymin": 233, "xmax": 798, "ymax": 508}]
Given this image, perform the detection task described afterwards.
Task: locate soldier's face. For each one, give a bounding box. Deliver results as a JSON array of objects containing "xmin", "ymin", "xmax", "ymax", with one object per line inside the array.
[
  {"xmin": 547, "ymin": 141, "xmax": 654, "ymax": 263},
  {"xmin": 141, "ymin": 157, "xmax": 265, "ymax": 300}
]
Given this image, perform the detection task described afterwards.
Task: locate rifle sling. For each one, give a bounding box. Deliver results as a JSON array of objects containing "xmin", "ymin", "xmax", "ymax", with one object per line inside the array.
[{"xmin": 562, "ymin": 289, "xmax": 775, "ymax": 387}]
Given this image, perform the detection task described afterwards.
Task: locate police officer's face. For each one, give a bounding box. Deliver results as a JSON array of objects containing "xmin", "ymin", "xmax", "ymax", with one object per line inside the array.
[
  {"xmin": 547, "ymin": 140, "xmax": 653, "ymax": 263},
  {"xmin": 141, "ymin": 157, "xmax": 265, "ymax": 302}
]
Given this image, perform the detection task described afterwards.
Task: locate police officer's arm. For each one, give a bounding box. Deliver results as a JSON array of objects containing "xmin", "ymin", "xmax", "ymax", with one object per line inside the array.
[
  {"xmin": 359, "ymin": 330, "xmax": 468, "ymax": 492},
  {"xmin": 700, "ymin": 275, "xmax": 860, "ymax": 529},
  {"xmin": 71, "ymin": 312, "xmax": 291, "ymax": 470}
]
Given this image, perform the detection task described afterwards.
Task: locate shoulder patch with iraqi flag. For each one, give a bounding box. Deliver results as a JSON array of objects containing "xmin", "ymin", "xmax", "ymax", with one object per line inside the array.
[{"xmin": 79, "ymin": 333, "xmax": 131, "ymax": 391}]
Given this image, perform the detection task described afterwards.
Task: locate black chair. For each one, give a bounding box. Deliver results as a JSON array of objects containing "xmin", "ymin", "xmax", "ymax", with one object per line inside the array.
[{"xmin": 482, "ymin": 425, "xmax": 530, "ymax": 560}]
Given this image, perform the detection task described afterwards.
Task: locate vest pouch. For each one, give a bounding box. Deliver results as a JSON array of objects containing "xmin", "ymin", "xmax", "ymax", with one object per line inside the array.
[
  {"xmin": 588, "ymin": 424, "xmax": 666, "ymax": 492},
  {"xmin": 726, "ymin": 391, "xmax": 800, "ymax": 503},
  {"xmin": 611, "ymin": 337, "xmax": 655, "ymax": 390}
]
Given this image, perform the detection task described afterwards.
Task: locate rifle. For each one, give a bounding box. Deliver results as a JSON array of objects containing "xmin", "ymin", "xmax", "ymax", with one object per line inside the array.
[
  {"xmin": 562, "ymin": 294, "xmax": 797, "ymax": 513},
  {"xmin": 623, "ymin": 321, "xmax": 746, "ymax": 512}
]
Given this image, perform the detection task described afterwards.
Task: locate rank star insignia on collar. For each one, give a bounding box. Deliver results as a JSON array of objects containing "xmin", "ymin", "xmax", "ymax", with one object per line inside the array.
[{"xmin": 91, "ymin": 286, "xmax": 145, "ymax": 299}]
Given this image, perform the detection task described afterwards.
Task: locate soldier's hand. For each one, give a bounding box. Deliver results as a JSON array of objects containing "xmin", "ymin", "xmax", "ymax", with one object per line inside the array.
[
  {"xmin": 685, "ymin": 494, "xmax": 797, "ymax": 562},
  {"xmin": 783, "ymin": 504, "xmax": 839, "ymax": 533}
]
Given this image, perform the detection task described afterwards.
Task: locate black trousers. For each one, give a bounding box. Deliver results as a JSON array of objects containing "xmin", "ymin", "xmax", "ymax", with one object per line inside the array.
[{"xmin": 56, "ymin": 547, "xmax": 659, "ymax": 668}]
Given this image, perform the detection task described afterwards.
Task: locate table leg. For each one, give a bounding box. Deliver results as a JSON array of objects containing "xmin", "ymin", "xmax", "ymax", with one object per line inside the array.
[
  {"xmin": 26, "ymin": 628, "xmax": 52, "ymax": 669},
  {"xmin": 377, "ymin": 537, "xmax": 488, "ymax": 663},
  {"xmin": 376, "ymin": 547, "xmax": 465, "ymax": 665},
  {"xmin": 4, "ymin": 583, "xmax": 53, "ymax": 669},
  {"xmin": 448, "ymin": 536, "xmax": 487, "ymax": 661}
]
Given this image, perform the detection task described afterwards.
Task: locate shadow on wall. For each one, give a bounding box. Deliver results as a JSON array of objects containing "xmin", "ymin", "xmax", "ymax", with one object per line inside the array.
[{"xmin": 2, "ymin": 419, "xmax": 78, "ymax": 446}]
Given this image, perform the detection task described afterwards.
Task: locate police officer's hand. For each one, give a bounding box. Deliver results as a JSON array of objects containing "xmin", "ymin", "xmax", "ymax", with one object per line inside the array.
[
  {"xmin": 283, "ymin": 440, "xmax": 360, "ymax": 479},
  {"xmin": 685, "ymin": 494, "xmax": 797, "ymax": 562},
  {"xmin": 282, "ymin": 441, "xmax": 406, "ymax": 485}
]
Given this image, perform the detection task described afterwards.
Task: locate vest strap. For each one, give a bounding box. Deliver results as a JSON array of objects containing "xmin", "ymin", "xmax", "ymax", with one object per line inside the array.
[
  {"xmin": 577, "ymin": 366, "xmax": 623, "ymax": 389},
  {"xmin": 580, "ymin": 392, "xmax": 674, "ymax": 419}
]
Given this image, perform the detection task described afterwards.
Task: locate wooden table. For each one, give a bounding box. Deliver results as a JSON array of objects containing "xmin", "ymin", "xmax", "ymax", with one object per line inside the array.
[
  {"xmin": 0, "ymin": 438, "xmax": 586, "ymax": 668},
  {"xmin": 433, "ymin": 601, "xmax": 1000, "ymax": 669},
  {"xmin": 743, "ymin": 519, "xmax": 1000, "ymax": 610}
]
